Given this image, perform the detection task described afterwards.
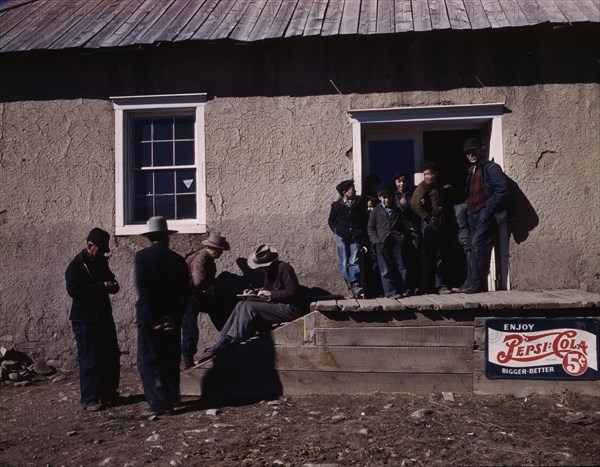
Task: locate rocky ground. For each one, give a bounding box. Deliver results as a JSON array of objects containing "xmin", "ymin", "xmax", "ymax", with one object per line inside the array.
[{"xmin": 0, "ymin": 369, "xmax": 599, "ymax": 466}]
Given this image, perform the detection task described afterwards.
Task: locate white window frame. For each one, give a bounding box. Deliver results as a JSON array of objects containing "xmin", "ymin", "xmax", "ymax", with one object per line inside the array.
[
  {"xmin": 347, "ymin": 103, "xmax": 509, "ymax": 290},
  {"xmin": 111, "ymin": 93, "xmax": 207, "ymax": 236}
]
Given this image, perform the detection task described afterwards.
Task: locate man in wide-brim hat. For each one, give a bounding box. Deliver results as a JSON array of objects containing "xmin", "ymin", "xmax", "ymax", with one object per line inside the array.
[
  {"xmin": 134, "ymin": 216, "xmax": 190, "ymax": 416},
  {"xmin": 199, "ymin": 244, "xmax": 308, "ymax": 360},
  {"xmin": 181, "ymin": 233, "xmax": 231, "ymax": 369}
]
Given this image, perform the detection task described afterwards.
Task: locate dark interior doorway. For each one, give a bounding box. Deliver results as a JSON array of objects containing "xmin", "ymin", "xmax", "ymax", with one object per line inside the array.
[
  {"xmin": 423, "ymin": 129, "xmax": 482, "ymax": 288},
  {"xmin": 423, "ymin": 129, "xmax": 482, "ymax": 203}
]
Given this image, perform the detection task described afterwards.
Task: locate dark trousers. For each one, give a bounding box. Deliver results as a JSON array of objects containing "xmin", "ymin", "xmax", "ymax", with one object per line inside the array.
[
  {"xmin": 181, "ymin": 297, "xmax": 229, "ymax": 365},
  {"xmin": 71, "ymin": 320, "xmax": 120, "ymax": 407},
  {"xmin": 137, "ymin": 326, "xmax": 181, "ymax": 412},
  {"xmin": 467, "ymin": 209, "xmax": 498, "ymax": 292},
  {"xmin": 181, "ymin": 302, "xmax": 200, "ymax": 366},
  {"xmin": 375, "ymin": 237, "xmax": 409, "ymax": 296},
  {"xmin": 221, "ymin": 300, "xmax": 301, "ymax": 344},
  {"xmin": 421, "ymin": 220, "xmax": 446, "ymax": 292}
]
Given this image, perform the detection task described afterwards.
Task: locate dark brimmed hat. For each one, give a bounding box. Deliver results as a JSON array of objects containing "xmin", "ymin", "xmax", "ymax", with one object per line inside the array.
[
  {"xmin": 463, "ymin": 138, "xmax": 482, "ymax": 152},
  {"xmin": 202, "ymin": 233, "xmax": 230, "ymax": 251},
  {"xmin": 141, "ymin": 216, "xmax": 177, "ymax": 236},
  {"xmin": 87, "ymin": 228, "xmax": 110, "ymax": 253},
  {"xmin": 247, "ymin": 245, "xmax": 279, "ymax": 269}
]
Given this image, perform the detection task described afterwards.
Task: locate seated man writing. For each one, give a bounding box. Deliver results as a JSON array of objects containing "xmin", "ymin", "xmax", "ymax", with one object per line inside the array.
[{"xmin": 200, "ymin": 245, "xmax": 307, "ymax": 360}]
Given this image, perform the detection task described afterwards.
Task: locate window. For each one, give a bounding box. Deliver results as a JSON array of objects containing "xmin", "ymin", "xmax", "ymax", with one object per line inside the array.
[{"xmin": 112, "ymin": 94, "xmax": 207, "ymax": 235}]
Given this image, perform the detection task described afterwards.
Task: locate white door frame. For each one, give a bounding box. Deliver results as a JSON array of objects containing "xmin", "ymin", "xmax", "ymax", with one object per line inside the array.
[{"xmin": 348, "ymin": 103, "xmax": 509, "ymax": 290}]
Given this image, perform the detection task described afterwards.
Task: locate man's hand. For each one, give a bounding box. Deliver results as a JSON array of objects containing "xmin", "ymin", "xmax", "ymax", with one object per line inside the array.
[
  {"xmin": 257, "ymin": 290, "xmax": 271, "ymax": 298},
  {"xmin": 242, "ymin": 289, "xmax": 257, "ymax": 296}
]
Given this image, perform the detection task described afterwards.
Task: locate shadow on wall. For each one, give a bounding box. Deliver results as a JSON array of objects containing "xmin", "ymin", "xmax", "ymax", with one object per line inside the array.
[{"xmin": 507, "ymin": 177, "xmax": 539, "ymax": 244}]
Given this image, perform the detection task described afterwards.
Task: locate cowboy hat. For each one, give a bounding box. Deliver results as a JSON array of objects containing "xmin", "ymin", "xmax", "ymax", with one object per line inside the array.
[
  {"xmin": 202, "ymin": 233, "xmax": 231, "ymax": 251},
  {"xmin": 141, "ymin": 216, "xmax": 177, "ymax": 236},
  {"xmin": 247, "ymin": 244, "xmax": 279, "ymax": 269}
]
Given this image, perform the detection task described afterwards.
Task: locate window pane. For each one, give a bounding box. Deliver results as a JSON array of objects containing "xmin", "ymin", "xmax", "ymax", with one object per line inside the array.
[
  {"xmin": 155, "ymin": 195, "xmax": 175, "ymax": 219},
  {"xmin": 153, "ymin": 142, "xmax": 173, "ymax": 166},
  {"xmin": 175, "ymin": 116, "xmax": 194, "ymax": 139},
  {"xmin": 133, "ymin": 142, "xmax": 152, "ymax": 168},
  {"xmin": 134, "ymin": 171, "xmax": 153, "ymax": 195},
  {"xmin": 133, "ymin": 196, "xmax": 153, "ymax": 222},
  {"xmin": 133, "ymin": 119, "xmax": 152, "ymax": 142},
  {"xmin": 153, "ymin": 117, "xmax": 173, "ymax": 140},
  {"xmin": 177, "ymin": 194, "xmax": 196, "ymax": 219},
  {"xmin": 175, "ymin": 141, "xmax": 194, "ymax": 166},
  {"xmin": 155, "ymin": 170, "xmax": 175, "ymax": 194},
  {"xmin": 176, "ymin": 169, "xmax": 196, "ymax": 193}
]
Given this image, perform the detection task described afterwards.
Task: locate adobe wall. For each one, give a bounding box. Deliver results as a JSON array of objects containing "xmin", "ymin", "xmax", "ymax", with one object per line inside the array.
[{"xmin": 0, "ymin": 25, "xmax": 598, "ymax": 370}]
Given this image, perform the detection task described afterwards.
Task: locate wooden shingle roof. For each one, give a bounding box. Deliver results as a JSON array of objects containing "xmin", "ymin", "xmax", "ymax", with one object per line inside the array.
[{"xmin": 0, "ymin": 0, "xmax": 598, "ymax": 53}]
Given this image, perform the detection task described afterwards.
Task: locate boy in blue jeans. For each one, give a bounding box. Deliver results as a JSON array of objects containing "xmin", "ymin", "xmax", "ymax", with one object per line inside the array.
[{"xmin": 328, "ymin": 180, "xmax": 368, "ymax": 298}]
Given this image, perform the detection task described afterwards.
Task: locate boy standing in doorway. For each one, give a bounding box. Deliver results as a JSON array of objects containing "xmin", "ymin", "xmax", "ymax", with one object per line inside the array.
[{"xmin": 411, "ymin": 163, "xmax": 451, "ymax": 294}]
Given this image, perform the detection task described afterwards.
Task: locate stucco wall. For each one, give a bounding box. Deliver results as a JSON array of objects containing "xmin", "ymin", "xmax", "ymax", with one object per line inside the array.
[{"xmin": 0, "ymin": 25, "xmax": 598, "ymax": 369}]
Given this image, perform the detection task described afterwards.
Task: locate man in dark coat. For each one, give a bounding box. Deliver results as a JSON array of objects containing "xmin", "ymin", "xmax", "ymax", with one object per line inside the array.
[
  {"xmin": 200, "ymin": 245, "xmax": 307, "ymax": 359},
  {"xmin": 457, "ymin": 138, "xmax": 509, "ymax": 293},
  {"xmin": 66, "ymin": 227, "xmax": 120, "ymax": 411},
  {"xmin": 134, "ymin": 216, "xmax": 190, "ymax": 416}
]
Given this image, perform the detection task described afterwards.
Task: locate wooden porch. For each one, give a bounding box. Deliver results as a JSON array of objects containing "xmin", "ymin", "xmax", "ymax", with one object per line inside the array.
[{"xmin": 181, "ymin": 289, "xmax": 600, "ymax": 398}]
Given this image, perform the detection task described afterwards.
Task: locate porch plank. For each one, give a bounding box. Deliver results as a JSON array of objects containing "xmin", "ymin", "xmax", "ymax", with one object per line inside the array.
[
  {"xmin": 199, "ymin": 345, "xmax": 473, "ymax": 373},
  {"xmin": 543, "ymin": 289, "xmax": 600, "ymax": 307},
  {"xmin": 375, "ymin": 297, "xmax": 406, "ymax": 311},
  {"xmin": 357, "ymin": 298, "xmax": 384, "ymax": 312},
  {"xmin": 337, "ymin": 298, "xmax": 360, "ymax": 312},
  {"xmin": 315, "ymin": 310, "xmax": 473, "ymax": 327},
  {"xmin": 421, "ymin": 294, "xmax": 470, "ymax": 310},
  {"xmin": 315, "ymin": 325, "xmax": 473, "ymax": 347}
]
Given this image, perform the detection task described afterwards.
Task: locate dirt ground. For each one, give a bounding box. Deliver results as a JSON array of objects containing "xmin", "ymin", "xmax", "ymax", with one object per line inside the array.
[{"xmin": 1, "ymin": 369, "xmax": 599, "ymax": 467}]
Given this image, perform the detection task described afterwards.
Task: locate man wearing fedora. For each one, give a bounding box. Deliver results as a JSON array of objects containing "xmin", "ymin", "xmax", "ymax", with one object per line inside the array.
[
  {"xmin": 66, "ymin": 227, "xmax": 120, "ymax": 412},
  {"xmin": 181, "ymin": 233, "xmax": 230, "ymax": 369},
  {"xmin": 455, "ymin": 138, "xmax": 509, "ymax": 294},
  {"xmin": 134, "ymin": 216, "xmax": 190, "ymax": 415},
  {"xmin": 201, "ymin": 245, "xmax": 307, "ymax": 358}
]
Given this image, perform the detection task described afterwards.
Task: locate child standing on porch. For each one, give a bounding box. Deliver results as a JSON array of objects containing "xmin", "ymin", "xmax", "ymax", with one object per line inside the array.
[
  {"xmin": 328, "ymin": 180, "xmax": 368, "ymax": 299},
  {"xmin": 368, "ymin": 185, "xmax": 412, "ymax": 298}
]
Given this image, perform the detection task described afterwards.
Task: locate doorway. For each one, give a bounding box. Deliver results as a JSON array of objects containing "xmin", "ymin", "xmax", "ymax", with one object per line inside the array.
[{"xmin": 349, "ymin": 103, "xmax": 508, "ymax": 290}]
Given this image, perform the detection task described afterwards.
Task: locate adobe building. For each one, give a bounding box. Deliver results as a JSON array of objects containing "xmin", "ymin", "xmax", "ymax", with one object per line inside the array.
[{"xmin": 0, "ymin": 0, "xmax": 598, "ymax": 378}]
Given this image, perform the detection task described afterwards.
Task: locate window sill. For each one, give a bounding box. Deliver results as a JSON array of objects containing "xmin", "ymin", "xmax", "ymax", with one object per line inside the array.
[{"xmin": 115, "ymin": 222, "xmax": 207, "ymax": 236}]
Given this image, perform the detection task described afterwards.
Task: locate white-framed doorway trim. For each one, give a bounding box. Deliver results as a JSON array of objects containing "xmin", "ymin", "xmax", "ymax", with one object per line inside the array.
[{"xmin": 347, "ymin": 103, "xmax": 509, "ymax": 290}]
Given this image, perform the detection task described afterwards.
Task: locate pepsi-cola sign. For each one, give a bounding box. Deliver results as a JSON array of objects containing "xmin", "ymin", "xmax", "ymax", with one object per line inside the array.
[{"xmin": 486, "ymin": 318, "xmax": 599, "ymax": 380}]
